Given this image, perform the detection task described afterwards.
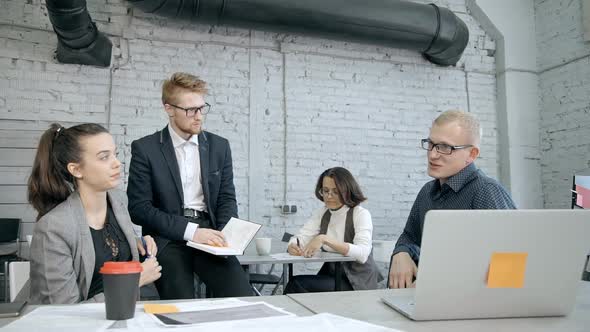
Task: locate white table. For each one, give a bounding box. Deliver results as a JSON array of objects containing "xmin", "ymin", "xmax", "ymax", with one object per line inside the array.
[
  {"xmin": 238, "ymin": 240, "xmax": 356, "ymax": 292},
  {"xmin": 287, "ymin": 281, "xmax": 590, "ymax": 332},
  {"xmin": 0, "ymin": 294, "xmax": 313, "ymax": 328}
]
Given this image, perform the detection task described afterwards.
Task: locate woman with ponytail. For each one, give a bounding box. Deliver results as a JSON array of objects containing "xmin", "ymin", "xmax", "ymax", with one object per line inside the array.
[{"xmin": 28, "ymin": 123, "xmax": 162, "ymax": 304}]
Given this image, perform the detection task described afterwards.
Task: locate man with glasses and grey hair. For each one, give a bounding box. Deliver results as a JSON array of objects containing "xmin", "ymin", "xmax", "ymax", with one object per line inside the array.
[{"xmin": 388, "ymin": 110, "xmax": 516, "ymax": 289}]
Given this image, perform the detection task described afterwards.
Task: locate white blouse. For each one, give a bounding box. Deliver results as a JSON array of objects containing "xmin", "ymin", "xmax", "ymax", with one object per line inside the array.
[{"xmin": 289, "ymin": 205, "xmax": 373, "ymax": 263}]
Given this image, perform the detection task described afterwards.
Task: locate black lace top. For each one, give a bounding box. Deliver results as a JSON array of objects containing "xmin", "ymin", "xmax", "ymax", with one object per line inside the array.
[{"xmin": 87, "ymin": 202, "xmax": 132, "ymax": 299}]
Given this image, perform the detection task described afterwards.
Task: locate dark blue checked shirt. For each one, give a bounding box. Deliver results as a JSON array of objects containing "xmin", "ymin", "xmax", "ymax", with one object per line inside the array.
[{"xmin": 392, "ymin": 163, "xmax": 516, "ymax": 263}]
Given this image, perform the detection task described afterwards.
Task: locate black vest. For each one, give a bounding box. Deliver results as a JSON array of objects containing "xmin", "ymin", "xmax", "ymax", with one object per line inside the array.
[{"xmin": 319, "ymin": 207, "xmax": 383, "ymax": 290}]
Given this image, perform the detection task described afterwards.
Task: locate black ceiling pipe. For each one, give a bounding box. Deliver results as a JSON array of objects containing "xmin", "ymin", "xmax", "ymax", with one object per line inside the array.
[
  {"xmin": 46, "ymin": 0, "xmax": 112, "ymax": 67},
  {"xmin": 128, "ymin": 0, "xmax": 469, "ymax": 66}
]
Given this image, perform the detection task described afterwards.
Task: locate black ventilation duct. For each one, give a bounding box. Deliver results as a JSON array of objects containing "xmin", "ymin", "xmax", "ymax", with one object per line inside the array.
[
  {"xmin": 46, "ymin": 0, "xmax": 112, "ymax": 67},
  {"xmin": 129, "ymin": 0, "xmax": 469, "ymax": 66}
]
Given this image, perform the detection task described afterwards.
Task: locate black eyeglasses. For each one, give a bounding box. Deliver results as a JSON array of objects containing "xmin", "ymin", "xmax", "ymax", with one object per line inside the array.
[
  {"xmin": 167, "ymin": 102, "xmax": 211, "ymax": 117},
  {"xmin": 420, "ymin": 138, "xmax": 473, "ymax": 155}
]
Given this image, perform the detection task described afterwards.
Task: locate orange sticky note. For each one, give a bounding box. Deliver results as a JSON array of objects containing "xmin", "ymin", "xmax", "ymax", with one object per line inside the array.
[
  {"xmin": 144, "ymin": 304, "xmax": 179, "ymax": 314},
  {"xmin": 487, "ymin": 252, "xmax": 528, "ymax": 288}
]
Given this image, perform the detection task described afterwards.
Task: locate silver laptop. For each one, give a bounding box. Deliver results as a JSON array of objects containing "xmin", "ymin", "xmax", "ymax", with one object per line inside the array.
[{"xmin": 382, "ymin": 209, "xmax": 590, "ymax": 321}]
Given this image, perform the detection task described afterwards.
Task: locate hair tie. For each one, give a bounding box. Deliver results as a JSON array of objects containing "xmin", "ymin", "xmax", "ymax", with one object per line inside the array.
[{"xmin": 54, "ymin": 126, "xmax": 64, "ymax": 141}]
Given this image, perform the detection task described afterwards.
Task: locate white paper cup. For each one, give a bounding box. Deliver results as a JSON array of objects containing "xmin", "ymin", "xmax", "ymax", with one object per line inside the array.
[{"xmin": 255, "ymin": 238, "xmax": 272, "ymax": 256}]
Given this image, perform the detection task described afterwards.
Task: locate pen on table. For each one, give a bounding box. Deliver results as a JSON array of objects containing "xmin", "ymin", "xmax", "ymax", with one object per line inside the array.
[{"xmin": 141, "ymin": 237, "xmax": 152, "ymax": 258}]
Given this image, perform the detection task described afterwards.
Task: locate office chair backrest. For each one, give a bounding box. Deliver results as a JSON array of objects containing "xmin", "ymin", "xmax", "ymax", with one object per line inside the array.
[
  {"xmin": 372, "ymin": 240, "xmax": 396, "ymax": 263},
  {"xmin": 0, "ymin": 219, "xmax": 20, "ymax": 243}
]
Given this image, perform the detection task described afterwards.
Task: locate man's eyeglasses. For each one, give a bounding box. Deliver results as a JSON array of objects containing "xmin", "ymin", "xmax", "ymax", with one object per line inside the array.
[
  {"xmin": 420, "ymin": 138, "xmax": 473, "ymax": 155},
  {"xmin": 167, "ymin": 103, "xmax": 211, "ymax": 117},
  {"xmin": 318, "ymin": 188, "xmax": 340, "ymax": 198}
]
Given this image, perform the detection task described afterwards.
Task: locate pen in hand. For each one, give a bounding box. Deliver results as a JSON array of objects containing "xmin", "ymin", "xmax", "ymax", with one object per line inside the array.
[
  {"xmin": 296, "ymin": 237, "xmax": 303, "ymax": 256},
  {"xmin": 141, "ymin": 237, "xmax": 152, "ymax": 258}
]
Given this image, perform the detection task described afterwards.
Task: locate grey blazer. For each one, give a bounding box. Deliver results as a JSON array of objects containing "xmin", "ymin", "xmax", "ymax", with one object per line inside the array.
[{"xmin": 29, "ymin": 190, "xmax": 139, "ymax": 304}]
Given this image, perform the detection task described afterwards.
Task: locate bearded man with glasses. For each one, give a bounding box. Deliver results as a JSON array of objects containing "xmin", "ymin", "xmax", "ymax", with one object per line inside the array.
[{"xmin": 388, "ymin": 110, "xmax": 516, "ymax": 289}]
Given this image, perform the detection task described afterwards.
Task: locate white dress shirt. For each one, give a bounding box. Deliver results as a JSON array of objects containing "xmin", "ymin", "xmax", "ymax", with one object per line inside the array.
[
  {"xmin": 168, "ymin": 125, "xmax": 206, "ymax": 241},
  {"xmin": 289, "ymin": 205, "xmax": 373, "ymax": 263}
]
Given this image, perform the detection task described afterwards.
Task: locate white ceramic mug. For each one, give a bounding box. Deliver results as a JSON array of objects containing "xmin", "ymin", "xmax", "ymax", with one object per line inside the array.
[{"xmin": 255, "ymin": 238, "xmax": 272, "ymax": 256}]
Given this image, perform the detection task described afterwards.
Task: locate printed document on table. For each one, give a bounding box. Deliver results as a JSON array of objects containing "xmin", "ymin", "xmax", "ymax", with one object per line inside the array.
[{"xmin": 151, "ymin": 302, "xmax": 292, "ymax": 327}]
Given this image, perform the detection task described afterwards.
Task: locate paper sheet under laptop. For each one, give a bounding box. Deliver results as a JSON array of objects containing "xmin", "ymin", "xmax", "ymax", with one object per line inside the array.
[{"xmin": 186, "ymin": 217, "xmax": 261, "ymax": 255}]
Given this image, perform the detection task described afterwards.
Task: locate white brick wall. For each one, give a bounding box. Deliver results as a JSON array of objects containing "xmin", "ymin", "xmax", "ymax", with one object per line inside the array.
[
  {"xmin": 535, "ymin": 0, "xmax": 590, "ymax": 208},
  {"xmin": 0, "ymin": 0, "xmax": 499, "ymax": 278}
]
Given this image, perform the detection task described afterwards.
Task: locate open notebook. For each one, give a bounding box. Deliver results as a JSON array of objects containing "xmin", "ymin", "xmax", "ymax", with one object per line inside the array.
[{"xmin": 186, "ymin": 217, "xmax": 261, "ymax": 255}]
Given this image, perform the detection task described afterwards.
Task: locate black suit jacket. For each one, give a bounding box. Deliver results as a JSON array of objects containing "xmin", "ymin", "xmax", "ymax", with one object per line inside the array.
[{"xmin": 127, "ymin": 126, "xmax": 238, "ymax": 250}]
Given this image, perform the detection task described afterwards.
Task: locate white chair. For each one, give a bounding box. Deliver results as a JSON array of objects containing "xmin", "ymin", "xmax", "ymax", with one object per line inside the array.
[{"xmin": 8, "ymin": 261, "xmax": 30, "ymax": 302}]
